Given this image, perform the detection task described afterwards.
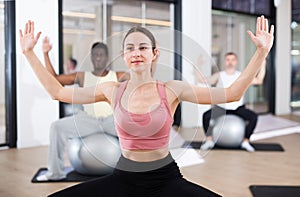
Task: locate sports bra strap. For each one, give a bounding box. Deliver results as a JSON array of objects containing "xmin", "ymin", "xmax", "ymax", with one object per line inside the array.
[
  {"xmin": 114, "ymin": 80, "xmax": 129, "ymax": 109},
  {"xmin": 156, "ymin": 80, "xmax": 167, "ymax": 101}
]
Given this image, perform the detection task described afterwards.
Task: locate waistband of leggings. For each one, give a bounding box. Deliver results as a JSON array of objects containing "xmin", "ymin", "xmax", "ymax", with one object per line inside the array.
[{"xmin": 115, "ymin": 152, "xmax": 176, "ymax": 172}]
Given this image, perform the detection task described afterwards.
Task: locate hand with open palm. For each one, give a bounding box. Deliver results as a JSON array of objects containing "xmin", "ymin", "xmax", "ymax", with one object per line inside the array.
[
  {"xmin": 42, "ymin": 36, "xmax": 52, "ymax": 53},
  {"xmin": 247, "ymin": 15, "xmax": 274, "ymax": 55},
  {"xmin": 19, "ymin": 20, "xmax": 41, "ymax": 54}
]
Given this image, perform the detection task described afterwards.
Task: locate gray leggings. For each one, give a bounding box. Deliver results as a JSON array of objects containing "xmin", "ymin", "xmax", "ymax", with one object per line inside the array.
[{"xmin": 45, "ymin": 111, "xmax": 116, "ymax": 180}]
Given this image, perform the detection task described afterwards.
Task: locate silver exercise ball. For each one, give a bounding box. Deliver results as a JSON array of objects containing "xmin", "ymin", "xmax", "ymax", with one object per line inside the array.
[
  {"xmin": 68, "ymin": 133, "xmax": 121, "ymax": 175},
  {"xmin": 212, "ymin": 114, "xmax": 246, "ymax": 148}
]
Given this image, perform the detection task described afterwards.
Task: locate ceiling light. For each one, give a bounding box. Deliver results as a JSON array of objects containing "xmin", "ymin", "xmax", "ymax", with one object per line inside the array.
[
  {"xmin": 111, "ymin": 16, "xmax": 171, "ymax": 27},
  {"xmin": 291, "ymin": 50, "xmax": 300, "ymax": 56},
  {"xmin": 63, "ymin": 28, "xmax": 95, "ymax": 35},
  {"xmin": 291, "ymin": 21, "xmax": 298, "ymax": 29},
  {"xmin": 63, "ymin": 11, "xmax": 96, "ymax": 19},
  {"xmin": 291, "ymin": 101, "xmax": 300, "ymax": 107}
]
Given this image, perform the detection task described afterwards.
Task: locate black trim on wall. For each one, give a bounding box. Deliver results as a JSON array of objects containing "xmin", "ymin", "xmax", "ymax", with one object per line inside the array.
[
  {"xmin": 58, "ymin": 0, "xmax": 65, "ymax": 118},
  {"xmin": 173, "ymin": 0, "xmax": 182, "ymax": 126},
  {"xmin": 268, "ymin": 1, "xmax": 276, "ymax": 114},
  {"xmin": 148, "ymin": 0, "xmax": 178, "ymax": 3},
  {"xmin": 4, "ymin": 0, "xmax": 17, "ymax": 148}
]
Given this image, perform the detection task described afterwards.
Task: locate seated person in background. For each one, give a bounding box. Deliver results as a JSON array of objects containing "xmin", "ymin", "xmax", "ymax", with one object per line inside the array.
[
  {"xmin": 196, "ymin": 52, "xmax": 266, "ymax": 152},
  {"xmin": 64, "ymin": 57, "xmax": 77, "ymax": 74},
  {"xmin": 62, "ymin": 58, "xmax": 83, "ymax": 115},
  {"xmin": 63, "ymin": 56, "xmax": 82, "ymax": 115},
  {"xmin": 38, "ymin": 39, "xmax": 129, "ymax": 181},
  {"xmin": 43, "ymin": 37, "xmax": 82, "ymax": 115}
]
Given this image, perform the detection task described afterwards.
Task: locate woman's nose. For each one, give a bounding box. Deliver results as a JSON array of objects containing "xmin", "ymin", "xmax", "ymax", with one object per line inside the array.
[{"xmin": 132, "ymin": 48, "xmax": 141, "ymax": 57}]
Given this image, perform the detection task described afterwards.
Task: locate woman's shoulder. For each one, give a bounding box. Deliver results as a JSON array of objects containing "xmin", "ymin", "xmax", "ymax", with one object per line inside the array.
[
  {"xmin": 106, "ymin": 80, "xmax": 127, "ymax": 86},
  {"xmin": 163, "ymin": 80, "xmax": 186, "ymax": 92},
  {"xmin": 101, "ymin": 80, "xmax": 127, "ymax": 96},
  {"xmin": 164, "ymin": 79, "xmax": 182, "ymax": 86}
]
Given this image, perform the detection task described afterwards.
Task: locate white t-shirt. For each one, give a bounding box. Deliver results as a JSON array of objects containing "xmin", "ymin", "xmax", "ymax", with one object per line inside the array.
[
  {"xmin": 216, "ymin": 71, "xmax": 244, "ymax": 110},
  {"xmin": 82, "ymin": 71, "xmax": 118, "ymax": 117}
]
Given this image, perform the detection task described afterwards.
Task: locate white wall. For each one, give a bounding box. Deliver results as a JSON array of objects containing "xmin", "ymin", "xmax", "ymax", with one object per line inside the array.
[
  {"xmin": 181, "ymin": 0, "xmax": 212, "ymax": 127},
  {"xmin": 0, "ymin": 9, "xmax": 4, "ymax": 104},
  {"xmin": 16, "ymin": 0, "xmax": 59, "ymax": 148},
  {"xmin": 275, "ymin": 0, "xmax": 292, "ymax": 115}
]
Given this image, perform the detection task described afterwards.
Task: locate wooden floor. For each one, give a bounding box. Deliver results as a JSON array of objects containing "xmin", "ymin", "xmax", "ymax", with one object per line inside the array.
[{"xmin": 0, "ymin": 116, "xmax": 300, "ymax": 197}]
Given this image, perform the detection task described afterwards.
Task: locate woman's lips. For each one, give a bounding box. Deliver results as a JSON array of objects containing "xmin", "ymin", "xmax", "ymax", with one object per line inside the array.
[{"xmin": 131, "ymin": 60, "xmax": 143, "ymax": 65}]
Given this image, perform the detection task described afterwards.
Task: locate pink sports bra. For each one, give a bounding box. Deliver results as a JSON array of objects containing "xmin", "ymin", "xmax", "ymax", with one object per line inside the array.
[{"xmin": 113, "ymin": 80, "xmax": 174, "ymax": 150}]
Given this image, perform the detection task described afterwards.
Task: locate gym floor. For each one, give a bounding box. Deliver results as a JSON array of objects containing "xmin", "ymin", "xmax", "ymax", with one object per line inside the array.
[{"xmin": 0, "ymin": 114, "xmax": 299, "ymax": 197}]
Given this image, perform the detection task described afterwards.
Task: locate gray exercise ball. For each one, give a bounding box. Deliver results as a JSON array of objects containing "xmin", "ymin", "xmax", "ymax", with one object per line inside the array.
[
  {"xmin": 212, "ymin": 114, "xmax": 246, "ymax": 148},
  {"xmin": 68, "ymin": 133, "xmax": 121, "ymax": 175}
]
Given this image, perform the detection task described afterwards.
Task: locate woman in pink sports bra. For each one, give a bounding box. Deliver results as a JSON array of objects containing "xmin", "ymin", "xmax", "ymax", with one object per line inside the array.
[{"xmin": 20, "ymin": 16, "xmax": 274, "ymax": 197}]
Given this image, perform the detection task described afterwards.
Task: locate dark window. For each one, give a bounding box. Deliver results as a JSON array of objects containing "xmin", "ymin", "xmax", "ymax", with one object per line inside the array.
[{"xmin": 212, "ymin": 0, "xmax": 271, "ymax": 16}]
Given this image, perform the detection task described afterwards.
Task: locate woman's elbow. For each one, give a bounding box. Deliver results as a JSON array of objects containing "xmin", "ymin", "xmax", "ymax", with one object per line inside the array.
[
  {"xmin": 49, "ymin": 89, "xmax": 65, "ymax": 102},
  {"xmin": 50, "ymin": 93, "xmax": 61, "ymax": 101},
  {"xmin": 254, "ymin": 79, "xmax": 264, "ymax": 85},
  {"xmin": 229, "ymin": 95, "xmax": 242, "ymax": 102},
  {"xmin": 226, "ymin": 88, "xmax": 243, "ymax": 102}
]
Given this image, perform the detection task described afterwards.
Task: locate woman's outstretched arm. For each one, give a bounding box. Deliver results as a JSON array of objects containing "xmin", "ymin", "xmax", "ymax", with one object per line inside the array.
[
  {"xmin": 19, "ymin": 20, "xmax": 112, "ymax": 104},
  {"xmin": 169, "ymin": 16, "xmax": 274, "ymax": 105}
]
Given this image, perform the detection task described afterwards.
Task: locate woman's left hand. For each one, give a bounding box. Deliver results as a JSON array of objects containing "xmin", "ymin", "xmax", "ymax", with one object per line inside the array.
[{"xmin": 247, "ymin": 15, "xmax": 274, "ymax": 55}]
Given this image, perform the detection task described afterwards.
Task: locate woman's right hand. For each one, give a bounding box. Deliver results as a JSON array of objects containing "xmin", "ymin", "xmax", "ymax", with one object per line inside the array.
[{"xmin": 19, "ymin": 20, "xmax": 41, "ymax": 54}]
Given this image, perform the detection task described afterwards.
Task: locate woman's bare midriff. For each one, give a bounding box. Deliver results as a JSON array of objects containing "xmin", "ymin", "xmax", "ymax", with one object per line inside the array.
[{"xmin": 122, "ymin": 147, "xmax": 169, "ymax": 162}]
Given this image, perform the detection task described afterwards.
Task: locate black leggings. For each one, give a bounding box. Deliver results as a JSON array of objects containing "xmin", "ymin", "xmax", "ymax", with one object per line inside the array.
[
  {"xmin": 48, "ymin": 153, "xmax": 221, "ymax": 197},
  {"xmin": 202, "ymin": 105, "xmax": 258, "ymax": 139}
]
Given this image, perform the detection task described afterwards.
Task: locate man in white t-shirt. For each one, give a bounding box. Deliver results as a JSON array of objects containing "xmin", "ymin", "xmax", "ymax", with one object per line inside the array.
[{"xmin": 196, "ymin": 52, "xmax": 266, "ymax": 152}]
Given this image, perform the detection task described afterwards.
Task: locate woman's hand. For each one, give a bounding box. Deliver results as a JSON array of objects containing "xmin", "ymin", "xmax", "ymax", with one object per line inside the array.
[
  {"xmin": 19, "ymin": 20, "xmax": 41, "ymax": 54},
  {"xmin": 42, "ymin": 36, "xmax": 52, "ymax": 53},
  {"xmin": 247, "ymin": 15, "xmax": 274, "ymax": 55}
]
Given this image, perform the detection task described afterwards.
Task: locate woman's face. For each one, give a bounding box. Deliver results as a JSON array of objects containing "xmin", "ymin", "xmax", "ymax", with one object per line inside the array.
[{"xmin": 123, "ymin": 32, "xmax": 157, "ymax": 73}]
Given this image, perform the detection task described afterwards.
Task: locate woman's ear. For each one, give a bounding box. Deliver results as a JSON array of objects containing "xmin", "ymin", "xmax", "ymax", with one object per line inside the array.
[
  {"xmin": 121, "ymin": 50, "xmax": 125, "ymax": 60},
  {"xmin": 151, "ymin": 48, "xmax": 159, "ymax": 76},
  {"xmin": 152, "ymin": 48, "xmax": 160, "ymax": 62}
]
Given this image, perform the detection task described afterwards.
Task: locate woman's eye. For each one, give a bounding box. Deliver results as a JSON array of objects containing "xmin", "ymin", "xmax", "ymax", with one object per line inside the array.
[
  {"xmin": 126, "ymin": 47, "xmax": 134, "ymax": 51},
  {"xmin": 139, "ymin": 46, "xmax": 149, "ymax": 51}
]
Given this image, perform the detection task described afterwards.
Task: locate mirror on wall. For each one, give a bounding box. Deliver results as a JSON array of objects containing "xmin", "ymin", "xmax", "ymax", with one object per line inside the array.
[
  {"xmin": 212, "ymin": 10, "xmax": 269, "ymax": 113},
  {"xmin": 61, "ymin": 0, "xmax": 174, "ymax": 116},
  {"xmin": 291, "ymin": 0, "xmax": 300, "ymax": 109},
  {"xmin": 0, "ymin": 1, "xmax": 6, "ymax": 145}
]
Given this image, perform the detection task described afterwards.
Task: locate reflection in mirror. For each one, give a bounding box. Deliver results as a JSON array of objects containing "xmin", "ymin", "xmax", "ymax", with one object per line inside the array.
[
  {"xmin": 0, "ymin": 1, "xmax": 6, "ymax": 144},
  {"xmin": 62, "ymin": 0, "xmax": 174, "ymax": 117},
  {"xmin": 291, "ymin": 0, "xmax": 300, "ymax": 109},
  {"xmin": 212, "ymin": 10, "xmax": 269, "ymax": 113}
]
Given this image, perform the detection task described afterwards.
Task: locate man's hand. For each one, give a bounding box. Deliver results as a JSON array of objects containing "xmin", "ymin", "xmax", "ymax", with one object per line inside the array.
[{"xmin": 42, "ymin": 36, "xmax": 52, "ymax": 53}]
